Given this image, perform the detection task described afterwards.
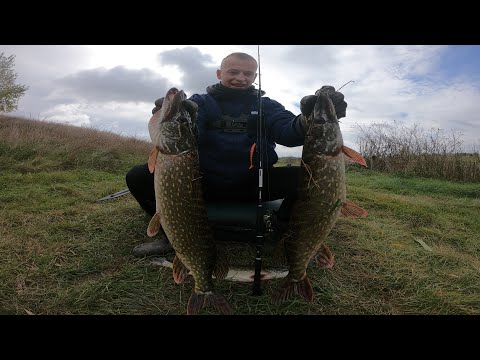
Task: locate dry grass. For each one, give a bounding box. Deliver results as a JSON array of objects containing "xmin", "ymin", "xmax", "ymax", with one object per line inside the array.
[
  {"xmin": 356, "ymin": 121, "xmax": 480, "ymax": 182},
  {"xmin": 0, "ymin": 114, "xmax": 152, "ymax": 173}
]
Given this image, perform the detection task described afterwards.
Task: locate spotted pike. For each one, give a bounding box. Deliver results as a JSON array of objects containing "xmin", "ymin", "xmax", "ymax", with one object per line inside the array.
[
  {"xmin": 147, "ymin": 87, "xmax": 232, "ymax": 315},
  {"xmin": 271, "ymin": 88, "xmax": 367, "ymax": 305},
  {"xmin": 151, "ymin": 257, "xmax": 290, "ymax": 283}
]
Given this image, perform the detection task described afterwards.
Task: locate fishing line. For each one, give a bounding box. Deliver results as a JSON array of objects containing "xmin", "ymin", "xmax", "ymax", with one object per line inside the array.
[{"xmin": 337, "ymin": 80, "xmax": 355, "ymax": 92}]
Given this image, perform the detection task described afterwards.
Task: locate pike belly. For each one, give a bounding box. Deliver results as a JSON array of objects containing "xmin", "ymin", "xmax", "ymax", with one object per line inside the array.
[
  {"xmin": 154, "ymin": 151, "xmax": 216, "ymax": 292},
  {"xmin": 285, "ymin": 151, "xmax": 346, "ymax": 279}
]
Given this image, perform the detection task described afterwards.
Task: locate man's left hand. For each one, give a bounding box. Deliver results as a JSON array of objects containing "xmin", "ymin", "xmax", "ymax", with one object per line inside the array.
[
  {"xmin": 315, "ymin": 85, "xmax": 347, "ymax": 119},
  {"xmin": 299, "ymin": 85, "xmax": 348, "ymax": 119}
]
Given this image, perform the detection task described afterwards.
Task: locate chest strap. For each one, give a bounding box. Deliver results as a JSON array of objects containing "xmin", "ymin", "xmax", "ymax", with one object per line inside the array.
[{"xmin": 206, "ymin": 114, "xmax": 249, "ymax": 133}]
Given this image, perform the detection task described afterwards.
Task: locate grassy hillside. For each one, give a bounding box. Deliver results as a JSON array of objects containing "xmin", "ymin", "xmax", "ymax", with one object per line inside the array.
[
  {"xmin": 0, "ymin": 115, "xmax": 151, "ymax": 174},
  {"xmin": 1, "ymin": 115, "xmax": 479, "ymax": 315}
]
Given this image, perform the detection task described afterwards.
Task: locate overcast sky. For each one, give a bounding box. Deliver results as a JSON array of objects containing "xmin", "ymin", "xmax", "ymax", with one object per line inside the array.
[{"xmin": 1, "ymin": 45, "xmax": 480, "ymax": 157}]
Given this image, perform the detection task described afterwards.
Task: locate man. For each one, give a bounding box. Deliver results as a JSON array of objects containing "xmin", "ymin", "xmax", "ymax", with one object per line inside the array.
[{"xmin": 126, "ymin": 52, "xmax": 347, "ymax": 256}]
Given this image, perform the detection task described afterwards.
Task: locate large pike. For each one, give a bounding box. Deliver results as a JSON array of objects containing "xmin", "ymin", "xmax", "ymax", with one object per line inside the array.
[
  {"xmin": 147, "ymin": 87, "xmax": 232, "ymax": 315},
  {"xmin": 271, "ymin": 88, "xmax": 367, "ymax": 305}
]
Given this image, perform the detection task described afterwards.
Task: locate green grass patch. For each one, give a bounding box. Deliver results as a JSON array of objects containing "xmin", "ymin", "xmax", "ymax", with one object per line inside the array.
[{"xmin": 1, "ymin": 116, "xmax": 479, "ymax": 315}]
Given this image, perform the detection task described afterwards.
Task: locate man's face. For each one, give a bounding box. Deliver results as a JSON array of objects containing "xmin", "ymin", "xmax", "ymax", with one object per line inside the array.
[{"xmin": 217, "ymin": 57, "xmax": 258, "ymax": 90}]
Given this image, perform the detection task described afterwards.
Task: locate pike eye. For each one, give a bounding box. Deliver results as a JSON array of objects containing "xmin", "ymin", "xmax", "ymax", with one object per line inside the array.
[{"xmin": 177, "ymin": 116, "xmax": 188, "ymax": 124}]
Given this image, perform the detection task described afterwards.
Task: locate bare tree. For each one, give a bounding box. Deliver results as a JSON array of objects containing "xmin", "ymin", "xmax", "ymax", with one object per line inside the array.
[{"xmin": 0, "ymin": 53, "xmax": 29, "ymax": 113}]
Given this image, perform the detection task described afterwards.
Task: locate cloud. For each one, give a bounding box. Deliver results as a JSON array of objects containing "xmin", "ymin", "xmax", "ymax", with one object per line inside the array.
[
  {"xmin": 157, "ymin": 46, "xmax": 218, "ymax": 95},
  {"xmin": 3, "ymin": 45, "xmax": 480, "ymax": 156},
  {"xmin": 41, "ymin": 100, "xmax": 154, "ymax": 139},
  {"xmin": 53, "ymin": 66, "xmax": 173, "ymax": 103},
  {"xmin": 43, "ymin": 103, "xmax": 92, "ymax": 127}
]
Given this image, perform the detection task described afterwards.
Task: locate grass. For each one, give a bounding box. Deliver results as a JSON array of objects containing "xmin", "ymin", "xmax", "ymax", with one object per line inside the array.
[{"xmin": 1, "ymin": 114, "xmax": 479, "ymax": 315}]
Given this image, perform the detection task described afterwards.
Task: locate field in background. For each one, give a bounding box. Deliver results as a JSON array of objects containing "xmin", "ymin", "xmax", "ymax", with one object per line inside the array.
[
  {"xmin": 1, "ymin": 115, "xmax": 479, "ymax": 315},
  {"xmin": 356, "ymin": 121, "xmax": 480, "ymax": 182}
]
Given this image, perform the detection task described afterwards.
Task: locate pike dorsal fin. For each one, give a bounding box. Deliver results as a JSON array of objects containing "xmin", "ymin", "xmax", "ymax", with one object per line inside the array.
[
  {"xmin": 147, "ymin": 213, "xmax": 162, "ymax": 237},
  {"xmin": 148, "ymin": 146, "xmax": 160, "ymax": 173},
  {"xmin": 173, "ymin": 255, "xmax": 189, "ymax": 284},
  {"xmin": 342, "ymin": 146, "xmax": 368, "ymax": 167},
  {"xmin": 340, "ymin": 200, "xmax": 368, "ymax": 219}
]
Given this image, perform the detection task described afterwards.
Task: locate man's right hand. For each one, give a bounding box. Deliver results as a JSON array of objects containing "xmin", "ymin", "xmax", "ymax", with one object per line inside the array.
[
  {"xmin": 300, "ymin": 86, "xmax": 348, "ymax": 119},
  {"xmin": 152, "ymin": 97, "xmax": 164, "ymax": 114}
]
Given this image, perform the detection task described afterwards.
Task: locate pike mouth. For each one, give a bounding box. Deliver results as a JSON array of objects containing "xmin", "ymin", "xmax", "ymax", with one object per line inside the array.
[
  {"xmin": 307, "ymin": 92, "xmax": 338, "ymax": 129},
  {"xmin": 164, "ymin": 89, "xmax": 187, "ymax": 122},
  {"xmin": 172, "ymin": 89, "xmax": 186, "ymax": 101}
]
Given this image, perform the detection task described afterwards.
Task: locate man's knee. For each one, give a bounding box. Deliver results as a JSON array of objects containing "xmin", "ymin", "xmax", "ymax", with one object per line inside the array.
[
  {"xmin": 125, "ymin": 168, "xmax": 137, "ymax": 189},
  {"xmin": 126, "ymin": 164, "xmax": 150, "ymax": 190}
]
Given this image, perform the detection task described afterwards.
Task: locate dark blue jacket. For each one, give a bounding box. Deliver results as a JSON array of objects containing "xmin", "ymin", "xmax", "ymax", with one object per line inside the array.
[{"xmin": 189, "ymin": 83, "xmax": 304, "ymax": 189}]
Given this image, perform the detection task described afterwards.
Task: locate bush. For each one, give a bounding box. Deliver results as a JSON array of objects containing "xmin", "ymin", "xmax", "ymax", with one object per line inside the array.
[{"xmin": 355, "ymin": 121, "xmax": 480, "ymax": 182}]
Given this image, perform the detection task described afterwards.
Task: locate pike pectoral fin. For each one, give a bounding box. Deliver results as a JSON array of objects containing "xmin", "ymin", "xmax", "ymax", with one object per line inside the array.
[
  {"xmin": 342, "ymin": 146, "xmax": 368, "ymax": 167},
  {"xmin": 147, "ymin": 147, "xmax": 160, "ymax": 173},
  {"xmin": 314, "ymin": 243, "xmax": 335, "ymax": 269},
  {"xmin": 187, "ymin": 292, "xmax": 233, "ymax": 315},
  {"xmin": 173, "ymin": 255, "xmax": 189, "ymax": 284},
  {"xmin": 340, "ymin": 200, "xmax": 368, "ymax": 218},
  {"xmin": 271, "ymin": 274, "xmax": 314, "ymax": 305},
  {"xmin": 147, "ymin": 213, "xmax": 162, "ymax": 237}
]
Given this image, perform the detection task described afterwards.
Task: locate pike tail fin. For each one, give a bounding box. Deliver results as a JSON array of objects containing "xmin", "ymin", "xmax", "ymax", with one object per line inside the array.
[
  {"xmin": 271, "ymin": 274, "xmax": 314, "ymax": 305},
  {"xmin": 187, "ymin": 292, "xmax": 233, "ymax": 315},
  {"xmin": 147, "ymin": 213, "xmax": 162, "ymax": 237},
  {"xmin": 173, "ymin": 255, "xmax": 189, "ymax": 284},
  {"xmin": 342, "ymin": 146, "xmax": 368, "ymax": 167},
  {"xmin": 341, "ymin": 200, "xmax": 368, "ymax": 218}
]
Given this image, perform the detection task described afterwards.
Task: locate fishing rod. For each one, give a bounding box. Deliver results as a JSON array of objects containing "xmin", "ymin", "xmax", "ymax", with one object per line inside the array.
[{"xmin": 252, "ymin": 45, "xmax": 265, "ymax": 296}]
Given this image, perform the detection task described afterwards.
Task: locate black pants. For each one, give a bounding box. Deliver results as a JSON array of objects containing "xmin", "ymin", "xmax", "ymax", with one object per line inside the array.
[{"xmin": 125, "ymin": 163, "xmax": 300, "ymax": 222}]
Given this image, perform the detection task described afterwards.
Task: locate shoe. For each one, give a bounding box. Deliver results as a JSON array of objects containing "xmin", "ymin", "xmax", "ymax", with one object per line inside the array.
[{"xmin": 132, "ymin": 237, "xmax": 173, "ymax": 257}]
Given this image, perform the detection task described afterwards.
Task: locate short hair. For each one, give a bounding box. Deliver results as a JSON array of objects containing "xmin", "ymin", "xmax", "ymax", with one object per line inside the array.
[{"xmin": 220, "ymin": 52, "xmax": 258, "ymax": 69}]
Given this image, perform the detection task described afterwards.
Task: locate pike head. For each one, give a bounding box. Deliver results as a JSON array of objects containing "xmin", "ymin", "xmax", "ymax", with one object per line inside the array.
[
  {"xmin": 149, "ymin": 87, "xmax": 198, "ymax": 155},
  {"xmin": 301, "ymin": 89, "xmax": 344, "ymax": 157}
]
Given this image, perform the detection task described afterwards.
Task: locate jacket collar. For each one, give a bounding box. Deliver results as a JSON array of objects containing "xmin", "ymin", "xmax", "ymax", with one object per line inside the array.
[{"xmin": 206, "ymin": 82, "xmax": 265, "ymax": 100}]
